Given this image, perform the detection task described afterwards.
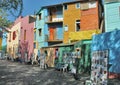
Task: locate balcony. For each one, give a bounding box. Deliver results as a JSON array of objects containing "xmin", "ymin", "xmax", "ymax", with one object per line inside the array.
[
  {"xmin": 46, "ymin": 16, "xmax": 63, "ymax": 24},
  {"xmin": 45, "ymin": 35, "xmax": 62, "ymax": 43}
]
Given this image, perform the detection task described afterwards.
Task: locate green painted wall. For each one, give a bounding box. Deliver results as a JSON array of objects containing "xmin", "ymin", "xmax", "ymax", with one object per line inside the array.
[
  {"xmin": 58, "ymin": 46, "xmax": 74, "ymax": 63},
  {"xmin": 74, "ymin": 40, "xmax": 92, "ymax": 74}
]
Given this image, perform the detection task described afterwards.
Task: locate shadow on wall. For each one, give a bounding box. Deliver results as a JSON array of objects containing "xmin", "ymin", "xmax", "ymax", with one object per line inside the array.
[{"xmin": 92, "ymin": 30, "xmax": 120, "ymax": 73}]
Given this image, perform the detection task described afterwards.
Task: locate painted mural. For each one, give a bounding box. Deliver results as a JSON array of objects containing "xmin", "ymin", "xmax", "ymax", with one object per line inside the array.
[
  {"xmin": 91, "ymin": 50, "xmax": 108, "ymax": 85},
  {"xmin": 92, "ymin": 30, "xmax": 120, "ymax": 74},
  {"xmin": 41, "ymin": 47, "xmax": 55, "ymax": 67}
]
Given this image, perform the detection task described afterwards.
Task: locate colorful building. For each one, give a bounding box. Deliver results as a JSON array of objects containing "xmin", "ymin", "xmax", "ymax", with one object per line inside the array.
[
  {"xmin": 104, "ymin": 0, "xmax": 120, "ymax": 32},
  {"xmin": 35, "ymin": 8, "xmax": 48, "ymax": 48},
  {"xmin": 80, "ymin": 0, "xmax": 101, "ymax": 31},
  {"xmin": 7, "ymin": 16, "xmax": 35, "ymax": 62},
  {"xmin": 0, "ymin": 37, "xmax": 2, "ymax": 50},
  {"xmin": 0, "ymin": 28, "xmax": 3, "ymax": 50},
  {"xmin": 63, "ymin": 1, "xmax": 81, "ymax": 43},
  {"xmin": 35, "ymin": 4, "xmax": 64, "ymax": 61},
  {"xmin": 63, "ymin": 0, "xmax": 102, "ymax": 43},
  {"xmin": 19, "ymin": 16, "xmax": 35, "ymax": 62},
  {"xmin": 1, "ymin": 30, "xmax": 8, "ymax": 52},
  {"xmin": 45, "ymin": 4, "xmax": 63, "ymax": 45},
  {"xmin": 7, "ymin": 19, "xmax": 21, "ymax": 60},
  {"xmin": 34, "ymin": 8, "xmax": 48, "ymax": 58}
]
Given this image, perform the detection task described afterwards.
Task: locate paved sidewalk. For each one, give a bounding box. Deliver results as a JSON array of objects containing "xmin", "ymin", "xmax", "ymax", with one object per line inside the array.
[{"xmin": 0, "ymin": 60, "xmax": 87, "ymax": 85}]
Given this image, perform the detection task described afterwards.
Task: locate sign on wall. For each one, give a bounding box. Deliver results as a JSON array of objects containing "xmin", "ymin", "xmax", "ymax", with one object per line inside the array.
[{"xmin": 91, "ymin": 50, "xmax": 108, "ymax": 85}]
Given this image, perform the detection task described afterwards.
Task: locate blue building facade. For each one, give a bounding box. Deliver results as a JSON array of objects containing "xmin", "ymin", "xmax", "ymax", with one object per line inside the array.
[
  {"xmin": 2, "ymin": 32, "xmax": 7, "ymax": 52},
  {"xmin": 35, "ymin": 4, "xmax": 64, "ymax": 48},
  {"xmin": 45, "ymin": 4, "xmax": 63, "ymax": 46},
  {"xmin": 92, "ymin": 30, "xmax": 120, "ymax": 73},
  {"xmin": 35, "ymin": 8, "xmax": 48, "ymax": 48}
]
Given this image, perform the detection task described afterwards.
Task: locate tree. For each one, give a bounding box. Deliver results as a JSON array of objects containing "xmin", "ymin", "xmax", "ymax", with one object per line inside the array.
[
  {"xmin": 0, "ymin": 0, "xmax": 23, "ymax": 18},
  {"xmin": 0, "ymin": 0, "xmax": 23, "ymax": 29}
]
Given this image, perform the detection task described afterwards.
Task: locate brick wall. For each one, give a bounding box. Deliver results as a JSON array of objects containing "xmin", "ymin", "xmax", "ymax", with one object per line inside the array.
[{"xmin": 80, "ymin": 1, "xmax": 99, "ymax": 31}]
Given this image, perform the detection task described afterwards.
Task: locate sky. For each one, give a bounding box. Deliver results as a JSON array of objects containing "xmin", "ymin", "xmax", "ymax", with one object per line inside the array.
[
  {"xmin": 8, "ymin": 0, "xmax": 74, "ymax": 21},
  {"xmin": 8, "ymin": 0, "xmax": 104, "ymax": 21}
]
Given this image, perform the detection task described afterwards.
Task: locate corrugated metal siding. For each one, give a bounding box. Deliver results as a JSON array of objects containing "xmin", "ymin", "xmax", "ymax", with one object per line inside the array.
[{"xmin": 104, "ymin": 2, "xmax": 120, "ymax": 32}]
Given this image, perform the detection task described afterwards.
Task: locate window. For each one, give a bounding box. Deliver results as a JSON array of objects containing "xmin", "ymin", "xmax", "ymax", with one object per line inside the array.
[
  {"xmin": 76, "ymin": 20, "xmax": 80, "ymax": 31},
  {"xmin": 64, "ymin": 5, "xmax": 68, "ymax": 10},
  {"xmin": 64, "ymin": 25, "xmax": 68, "ymax": 31},
  {"xmin": 38, "ymin": 13, "xmax": 41, "ymax": 20},
  {"xmin": 9, "ymin": 33, "xmax": 11, "ymax": 42},
  {"xmin": 39, "ymin": 29, "xmax": 42, "ymax": 36},
  {"xmin": 24, "ymin": 30, "xmax": 26, "ymax": 40},
  {"xmin": 9, "ymin": 48, "xmax": 11, "ymax": 53},
  {"xmin": 76, "ymin": 3, "xmax": 80, "ymax": 9},
  {"xmin": 34, "ymin": 43, "xmax": 36, "ymax": 48},
  {"xmin": 13, "ymin": 31, "xmax": 16, "ymax": 40}
]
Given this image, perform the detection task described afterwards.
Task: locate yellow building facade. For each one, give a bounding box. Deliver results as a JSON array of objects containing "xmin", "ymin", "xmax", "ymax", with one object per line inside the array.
[
  {"xmin": 63, "ymin": 1, "xmax": 101, "ymax": 43},
  {"xmin": 69, "ymin": 29, "xmax": 101, "ymax": 42},
  {"xmin": 7, "ymin": 22, "xmax": 21, "ymax": 59},
  {"xmin": 63, "ymin": 1, "xmax": 81, "ymax": 43},
  {"xmin": 33, "ymin": 28, "xmax": 39, "ymax": 60}
]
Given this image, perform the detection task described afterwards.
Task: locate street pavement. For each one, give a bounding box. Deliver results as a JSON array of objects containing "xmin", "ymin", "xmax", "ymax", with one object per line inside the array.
[
  {"xmin": 0, "ymin": 60, "xmax": 85, "ymax": 85},
  {"xmin": 1, "ymin": 60, "xmax": 120, "ymax": 85}
]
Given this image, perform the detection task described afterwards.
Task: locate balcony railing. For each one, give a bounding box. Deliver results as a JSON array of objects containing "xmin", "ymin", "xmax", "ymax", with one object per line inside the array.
[
  {"xmin": 45, "ymin": 35, "xmax": 62, "ymax": 42},
  {"xmin": 46, "ymin": 16, "xmax": 63, "ymax": 23}
]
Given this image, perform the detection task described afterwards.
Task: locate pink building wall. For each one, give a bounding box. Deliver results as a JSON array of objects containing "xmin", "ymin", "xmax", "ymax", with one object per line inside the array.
[{"xmin": 19, "ymin": 16, "xmax": 35, "ymax": 62}]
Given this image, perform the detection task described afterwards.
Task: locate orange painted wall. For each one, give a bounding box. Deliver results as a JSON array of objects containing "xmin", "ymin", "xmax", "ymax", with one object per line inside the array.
[
  {"xmin": 63, "ymin": 2, "xmax": 81, "ymax": 43},
  {"xmin": 63, "ymin": 32, "xmax": 69, "ymax": 43},
  {"xmin": 80, "ymin": 1, "xmax": 99, "ymax": 31}
]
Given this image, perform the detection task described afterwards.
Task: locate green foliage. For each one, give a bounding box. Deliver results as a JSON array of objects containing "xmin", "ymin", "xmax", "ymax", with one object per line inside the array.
[
  {"xmin": 0, "ymin": 0, "xmax": 23, "ymax": 17},
  {"xmin": 1, "ymin": 45, "xmax": 7, "ymax": 52},
  {"xmin": 0, "ymin": 9, "xmax": 12, "ymax": 29},
  {"xmin": 0, "ymin": 17, "xmax": 12, "ymax": 28},
  {"xmin": 0, "ymin": 0, "xmax": 23, "ymax": 28}
]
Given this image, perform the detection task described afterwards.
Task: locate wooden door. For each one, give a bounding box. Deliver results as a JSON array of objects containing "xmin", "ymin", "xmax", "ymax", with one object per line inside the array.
[{"xmin": 49, "ymin": 27, "xmax": 55, "ymax": 40}]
